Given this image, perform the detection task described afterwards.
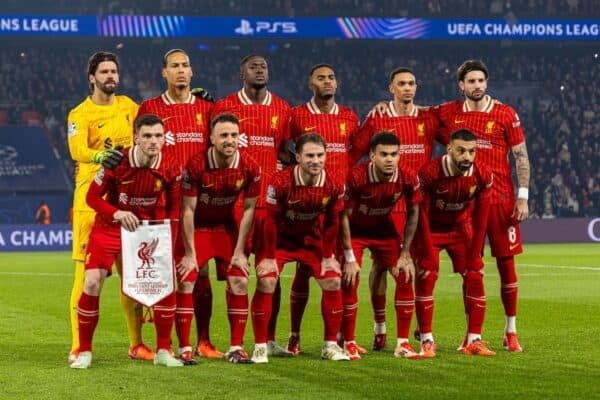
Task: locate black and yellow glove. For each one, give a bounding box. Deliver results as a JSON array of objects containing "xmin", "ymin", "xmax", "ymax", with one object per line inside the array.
[
  {"xmin": 191, "ymin": 87, "xmax": 215, "ymax": 103},
  {"xmin": 91, "ymin": 145, "xmax": 124, "ymax": 169}
]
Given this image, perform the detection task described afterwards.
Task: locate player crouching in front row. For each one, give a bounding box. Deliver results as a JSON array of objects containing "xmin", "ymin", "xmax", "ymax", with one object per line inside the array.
[
  {"xmin": 71, "ymin": 114, "xmax": 183, "ymax": 369},
  {"xmin": 255, "ymin": 133, "xmax": 350, "ymax": 361},
  {"xmin": 340, "ymin": 132, "xmax": 422, "ymax": 360},
  {"xmin": 413, "ymin": 129, "xmax": 496, "ymax": 357}
]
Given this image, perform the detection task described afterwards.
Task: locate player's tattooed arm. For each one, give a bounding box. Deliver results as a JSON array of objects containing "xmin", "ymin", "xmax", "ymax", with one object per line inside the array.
[
  {"xmin": 511, "ymin": 141, "xmax": 530, "ymax": 221},
  {"xmin": 512, "ymin": 142, "xmax": 530, "ymax": 190}
]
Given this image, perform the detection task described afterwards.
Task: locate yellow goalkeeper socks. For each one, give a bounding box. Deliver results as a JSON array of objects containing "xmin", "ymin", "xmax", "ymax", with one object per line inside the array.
[
  {"xmin": 69, "ymin": 261, "xmax": 85, "ymax": 352},
  {"xmin": 120, "ymin": 292, "xmax": 144, "ymax": 347}
]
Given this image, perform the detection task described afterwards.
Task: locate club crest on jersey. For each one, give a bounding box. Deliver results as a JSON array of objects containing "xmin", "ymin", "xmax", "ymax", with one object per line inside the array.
[
  {"xmin": 322, "ymin": 196, "xmax": 330, "ymax": 206},
  {"xmin": 339, "ymin": 122, "xmax": 347, "ymax": 136},
  {"xmin": 271, "ymin": 115, "xmax": 279, "ymax": 129},
  {"xmin": 235, "ymin": 179, "xmax": 245, "ymax": 190},
  {"xmin": 436, "ymin": 199, "xmax": 445, "ymax": 210},
  {"xmin": 196, "ymin": 113, "xmax": 204, "ymax": 127},
  {"xmin": 469, "ymin": 185, "xmax": 477, "ymax": 197},
  {"xmin": 67, "ymin": 122, "xmax": 78, "ymax": 137},
  {"xmin": 485, "ymin": 121, "xmax": 495, "ymax": 134},
  {"xmin": 417, "ymin": 122, "xmax": 425, "ymax": 136},
  {"xmin": 155, "ymin": 179, "xmax": 163, "ymax": 191}
]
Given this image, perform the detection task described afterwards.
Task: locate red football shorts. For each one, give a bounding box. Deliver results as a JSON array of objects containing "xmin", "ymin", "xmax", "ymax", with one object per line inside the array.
[
  {"xmin": 413, "ymin": 225, "xmax": 472, "ymax": 274},
  {"xmin": 350, "ymin": 236, "xmax": 402, "ymax": 269},
  {"xmin": 84, "ymin": 225, "xmax": 121, "ymax": 275},
  {"xmin": 274, "ymin": 238, "xmax": 340, "ymax": 280},
  {"xmin": 487, "ymin": 201, "xmax": 523, "ymax": 257},
  {"xmin": 174, "ymin": 227, "xmax": 237, "ymax": 282}
]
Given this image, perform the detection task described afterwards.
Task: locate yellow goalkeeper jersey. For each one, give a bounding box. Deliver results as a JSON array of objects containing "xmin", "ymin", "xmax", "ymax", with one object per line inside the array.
[{"xmin": 67, "ymin": 95, "xmax": 138, "ymax": 211}]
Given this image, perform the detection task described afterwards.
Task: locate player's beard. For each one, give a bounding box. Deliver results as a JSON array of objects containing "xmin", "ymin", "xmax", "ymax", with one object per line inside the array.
[
  {"xmin": 318, "ymin": 92, "xmax": 335, "ymax": 101},
  {"xmin": 464, "ymin": 90, "xmax": 485, "ymax": 102},
  {"xmin": 96, "ymin": 80, "xmax": 117, "ymax": 95}
]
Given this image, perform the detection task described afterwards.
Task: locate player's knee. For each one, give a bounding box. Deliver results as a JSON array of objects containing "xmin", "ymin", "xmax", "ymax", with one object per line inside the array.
[
  {"xmin": 417, "ymin": 269, "xmax": 438, "ymax": 283},
  {"xmin": 228, "ymin": 276, "xmax": 248, "ymax": 295},
  {"xmin": 197, "ymin": 262, "xmax": 209, "ymax": 278},
  {"xmin": 256, "ymin": 276, "xmax": 278, "ymax": 293},
  {"xmin": 177, "ymin": 280, "xmax": 194, "ymax": 293},
  {"xmin": 83, "ymin": 274, "xmax": 104, "ymax": 296},
  {"xmin": 317, "ymin": 277, "xmax": 341, "ymax": 291},
  {"xmin": 464, "ymin": 270, "xmax": 484, "ymax": 287},
  {"xmin": 415, "ymin": 269, "xmax": 438, "ymax": 294}
]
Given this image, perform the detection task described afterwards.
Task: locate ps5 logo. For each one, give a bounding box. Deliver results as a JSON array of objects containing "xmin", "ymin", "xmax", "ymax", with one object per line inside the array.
[{"xmin": 235, "ymin": 19, "xmax": 298, "ymax": 35}]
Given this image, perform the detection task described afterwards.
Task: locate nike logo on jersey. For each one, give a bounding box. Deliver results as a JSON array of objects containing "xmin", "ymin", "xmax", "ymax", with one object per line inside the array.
[
  {"xmin": 435, "ymin": 189, "xmax": 449, "ymax": 194},
  {"xmin": 304, "ymin": 126, "xmax": 317, "ymax": 132},
  {"xmin": 202, "ymin": 183, "xmax": 214, "ymax": 188},
  {"xmin": 98, "ymin": 123, "xmax": 106, "ymax": 129},
  {"xmin": 288, "ymin": 199, "xmax": 301, "ymax": 205},
  {"xmin": 454, "ymin": 119, "xmax": 465, "ymax": 124},
  {"xmin": 509, "ymin": 243, "xmax": 519, "ymax": 250},
  {"xmin": 121, "ymin": 180, "xmax": 134, "ymax": 185}
]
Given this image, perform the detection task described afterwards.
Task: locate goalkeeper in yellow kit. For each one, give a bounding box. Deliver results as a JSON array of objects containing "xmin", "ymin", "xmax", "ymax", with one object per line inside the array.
[{"xmin": 67, "ymin": 51, "xmax": 153, "ymax": 363}]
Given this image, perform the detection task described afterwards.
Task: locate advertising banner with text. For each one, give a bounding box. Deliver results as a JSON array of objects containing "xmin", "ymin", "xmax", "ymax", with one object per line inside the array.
[
  {"xmin": 0, "ymin": 219, "xmax": 598, "ymax": 252},
  {"xmin": 1, "ymin": 15, "xmax": 598, "ymax": 40}
]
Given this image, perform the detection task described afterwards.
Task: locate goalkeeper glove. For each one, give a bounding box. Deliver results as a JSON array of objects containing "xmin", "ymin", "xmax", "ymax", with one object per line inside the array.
[
  {"xmin": 91, "ymin": 146, "xmax": 124, "ymax": 169},
  {"xmin": 191, "ymin": 87, "xmax": 215, "ymax": 103}
]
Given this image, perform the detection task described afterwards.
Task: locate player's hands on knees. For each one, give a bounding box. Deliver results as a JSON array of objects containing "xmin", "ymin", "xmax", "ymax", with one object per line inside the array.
[
  {"xmin": 393, "ymin": 253, "xmax": 414, "ymax": 283},
  {"xmin": 176, "ymin": 254, "xmax": 198, "ymax": 281},
  {"xmin": 514, "ymin": 199, "xmax": 529, "ymax": 223},
  {"xmin": 113, "ymin": 210, "xmax": 139, "ymax": 232},
  {"xmin": 230, "ymin": 252, "xmax": 250, "ymax": 278},
  {"xmin": 321, "ymin": 256, "xmax": 341, "ymax": 277},
  {"xmin": 342, "ymin": 261, "xmax": 360, "ymax": 288},
  {"xmin": 256, "ymin": 258, "xmax": 278, "ymax": 278}
]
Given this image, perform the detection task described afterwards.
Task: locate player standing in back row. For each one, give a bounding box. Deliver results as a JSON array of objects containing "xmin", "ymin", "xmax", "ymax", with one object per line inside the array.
[
  {"xmin": 136, "ymin": 48, "xmax": 218, "ymax": 360},
  {"xmin": 435, "ymin": 60, "xmax": 530, "ymax": 351},
  {"xmin": 67, "ymin": 51, "xmax": 151, "ymax": 364},
  {"xmin": 350, "ymin": 67, "xmax": 442, "ymax": 351},
  {"xmin": 282, "ymin": 63, "xmax": 360, "ymax": 355},
  {"xmin": 212, "ymin": 54, "xmax": 293, "ymax": 357}
]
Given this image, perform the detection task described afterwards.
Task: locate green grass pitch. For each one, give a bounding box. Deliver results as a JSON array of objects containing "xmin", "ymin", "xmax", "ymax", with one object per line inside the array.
[{"xmin": 0, "ymin": 243, "xmax": 598, "ymax": 399}]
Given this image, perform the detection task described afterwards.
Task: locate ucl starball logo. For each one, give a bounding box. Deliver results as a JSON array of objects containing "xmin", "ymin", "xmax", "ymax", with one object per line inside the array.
[{"xmin": 136, "ymin": 237, "xmax": 159, "ymax": 278}]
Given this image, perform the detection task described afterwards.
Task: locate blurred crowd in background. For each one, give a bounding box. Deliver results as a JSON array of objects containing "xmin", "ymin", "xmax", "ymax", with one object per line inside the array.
[
  {"xmin": 2, "ymin": 0, "xmax": 593, "ymax": 17},
  {"xmin": 0, "ymin": 1, "xmax": 598, "ymax": 220}
]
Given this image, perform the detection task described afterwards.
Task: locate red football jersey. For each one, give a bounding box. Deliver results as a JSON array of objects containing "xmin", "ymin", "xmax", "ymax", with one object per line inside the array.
[
  {"xmin": 137, "ymin": 92, "xmax": 213, "ymax": 167},
  {"xmin": 418, "ymin": 155, "xmax": 493, "ymax": 230},
  {"xmin": 350, "ymin": 101, "xmax": 442, "ymax": 169},
  {"xmin": 291, "ymin": 98, "xmax": 359, "ymax": 179},
  {"xmin": 435, "ymin": 96, "xmax": 524, "ymax": 203},
  {"xmin": 182, "ymin": 147, "xmax": 261, "ymax": 229},
  {"xmin": 212, "ymin": 89, "xmax": 291, "ymax": 207},
  {"xmin": 346, "ymin": 161, "xmax": 422, "ymax": 238},
  {"xmin": 87, "ymin": 147, "xmax": 182, "ymax": 227},
  {"xmin": 264, "ymin": 165, "xmax": 344, "ymax": 257}
]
